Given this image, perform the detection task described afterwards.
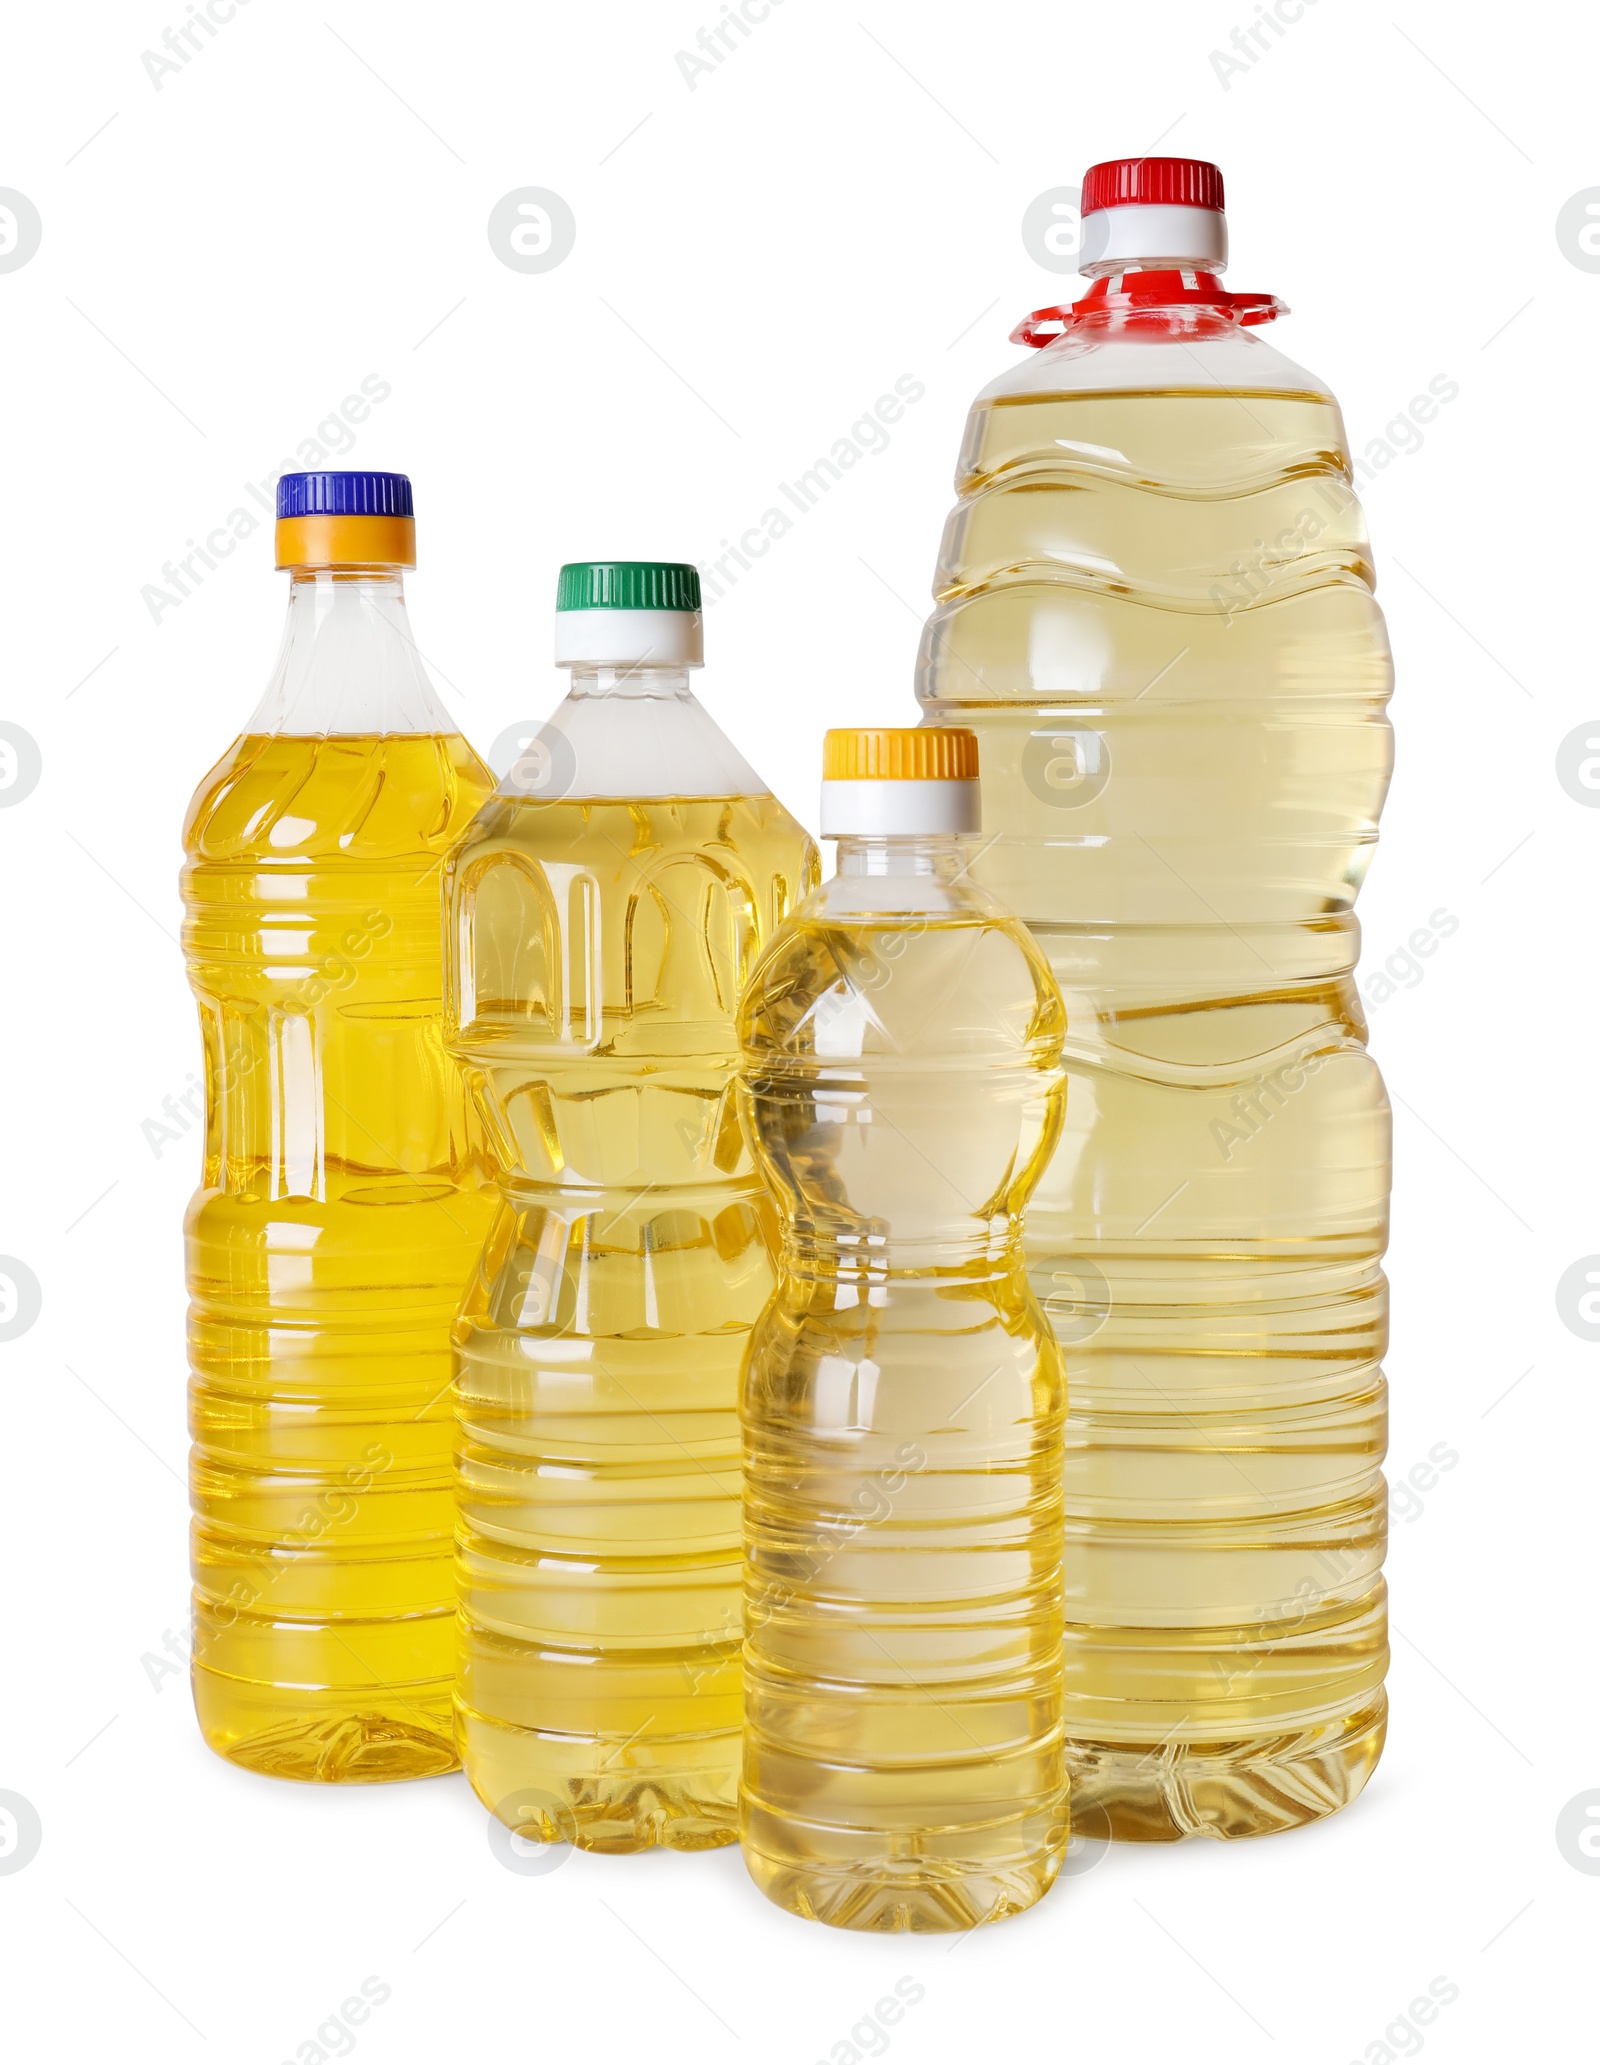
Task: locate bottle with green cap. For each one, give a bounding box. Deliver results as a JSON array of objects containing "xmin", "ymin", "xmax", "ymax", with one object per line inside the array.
[{"xmin": 443, "ymin": 561, "xmax": 818, "ymax": 1851}]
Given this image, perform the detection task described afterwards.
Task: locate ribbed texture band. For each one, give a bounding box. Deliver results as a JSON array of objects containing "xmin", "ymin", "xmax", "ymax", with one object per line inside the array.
[
  {"xmin": 1081, "ymin": 157, "xmax": 1225, "ymax": 215},
  {"xmin": 822, "ymin": 727, "xmax": 979, "ymax": 782},
  {"xmin": 276, "ymin": 471, "xmax": 414, "ymax": 519},
  {"xmin": 556, "ymin": 561, "xmax": 702, "ymax": 612}
]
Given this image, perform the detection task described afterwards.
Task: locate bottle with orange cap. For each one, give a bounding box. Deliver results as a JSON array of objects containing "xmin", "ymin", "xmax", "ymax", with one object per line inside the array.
[
  {"xmin": 736, "ymin": 727, "xmax": 1069, "ymax": 1930},
  {"xmin": 919, "ymin": 157, "xmax": 1393, "ymax": 1837},
  {"xmin": 181, "ymin": 471, "xmax": 495, "ymax": 1780}
]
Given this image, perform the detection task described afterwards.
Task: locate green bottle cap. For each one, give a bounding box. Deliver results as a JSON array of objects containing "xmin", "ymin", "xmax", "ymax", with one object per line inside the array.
[{"xmin": 555, "ymin": 561, "xmax": 702, "ymax": 612}]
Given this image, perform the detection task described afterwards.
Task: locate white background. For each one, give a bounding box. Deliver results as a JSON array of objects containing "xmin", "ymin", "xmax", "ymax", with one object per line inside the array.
[{"xmin": 1, "ymin": 0, "xmax": 1595, "ymax": 2058}]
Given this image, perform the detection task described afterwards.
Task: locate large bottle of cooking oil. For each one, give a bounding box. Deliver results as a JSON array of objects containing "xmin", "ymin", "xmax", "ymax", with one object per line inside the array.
[
  {"xmin": 182, "ymin": 472, "xmax": 495, "ymax": 1780},
  {"xmin": 919, "ymin": 159, "xmax": 1393, "ymax": 1840},
  {"xmin": 737, "ymin": 728, "xmax": 1068, "ymax": 1931},
  {"xmin": 443, "ymin": 562, "xmax": 816, "ymax": 1851}
]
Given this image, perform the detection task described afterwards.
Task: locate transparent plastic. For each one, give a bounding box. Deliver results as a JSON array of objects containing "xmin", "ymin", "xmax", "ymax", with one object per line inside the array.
[
  {"xmin": 737, "ymin": 833, "xmax": 1069, "ymax": 1928},
  {"xmin": 919, "ymin": 289, "xmax": 1393, "ymax": 1839},
  {"xmin": 182, "ymin": 568, "xmax": 495, "ymax": 1781},
  {"xmin": 443, "ymin": 662, "xmax": 817, "ymax": 1850}
]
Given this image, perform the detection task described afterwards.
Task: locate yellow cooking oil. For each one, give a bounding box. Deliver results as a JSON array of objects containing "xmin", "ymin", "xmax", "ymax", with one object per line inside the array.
[
  {"xmin": 922, "ymin": 377, "xmax": 1394, "ymax": 1838},
  {"xmin": 446, "ymin": 788, "xmax": 817, "ymax": 1849},
  {"xmin": 183, "ymin": 729, "xmax": 495, "ymax": 1780},
  {"xmin": 737, "ymin": 728, "xmax": 1069, "ymax": 1929}
]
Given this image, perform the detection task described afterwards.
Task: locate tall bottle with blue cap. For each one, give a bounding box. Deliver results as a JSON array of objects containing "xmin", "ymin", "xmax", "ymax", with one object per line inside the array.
[
  {"xmin": 443, "ymin": 562, "xmax": 817, "ymax": 1851},
  {"xmin": 181, "ymin": 472, "xmax": 496, "ymax": 1780}
]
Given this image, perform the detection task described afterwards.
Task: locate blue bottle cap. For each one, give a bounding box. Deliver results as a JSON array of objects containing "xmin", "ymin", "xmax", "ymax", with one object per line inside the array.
[{"xmin": 276, "ymin": 471, "xmax": 415, "ymax": 520}]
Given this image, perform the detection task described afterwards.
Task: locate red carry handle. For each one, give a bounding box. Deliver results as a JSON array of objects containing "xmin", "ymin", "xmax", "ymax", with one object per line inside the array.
[{"xmin": 1012, "ymin": 270, "xmax": 1287, "ymax": 348}]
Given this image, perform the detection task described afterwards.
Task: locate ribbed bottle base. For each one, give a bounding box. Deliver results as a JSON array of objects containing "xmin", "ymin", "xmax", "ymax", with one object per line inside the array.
[
  {"xmin": 1065, "ymin": 1691, "xmax": 1386, "ymax": 1840},
  {"xmin": 740, "ymin": 1783, "xmax": 1069, "ymax": 1934},
  {"xmin": 192, "ymin": 1667, "xmax": 458, "ymax": 1783},
  {"xmin": 740, "ymin": 1842, "xmax": 1062, "ymax": 1933},
  {"xmin": 458, "ymin": 1705, "xmax": 739, "ymax": 1852}
]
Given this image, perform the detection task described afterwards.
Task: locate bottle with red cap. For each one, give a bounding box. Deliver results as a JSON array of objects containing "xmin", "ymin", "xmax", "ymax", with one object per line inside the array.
[{"xmin": 918, "ymin": 159, "xmax": 1393, "ymax": 1840}]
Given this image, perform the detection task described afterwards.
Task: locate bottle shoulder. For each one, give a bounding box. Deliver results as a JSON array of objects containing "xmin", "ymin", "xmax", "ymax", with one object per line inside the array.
[
  {"xmin": 183, "ymin": 731, "xmax": 493, "ymax": 865},
  {"xmin": 950, "ymin": 328, "xmax": 1354, "ymax": 509},
  {"xmin": 448, "ymin": 790, "xmax": 816, "ymax": 885},
  {"xmin": 517, "ymin": 678, "xmax": 784, "ymax": 803},
  {"xmin": 740, "ymin": 882, "xmax": 1066, "ymax": 1066},
  {"xmin": 976, "ymin": 321, "xmax": 1329, "ymax": 404}
]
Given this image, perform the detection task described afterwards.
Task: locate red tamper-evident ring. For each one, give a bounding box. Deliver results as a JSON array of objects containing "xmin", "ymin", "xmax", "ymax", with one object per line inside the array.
[{"xmin": 1080, "ymin": 157, "xmax": 1225, "ymax": 215}]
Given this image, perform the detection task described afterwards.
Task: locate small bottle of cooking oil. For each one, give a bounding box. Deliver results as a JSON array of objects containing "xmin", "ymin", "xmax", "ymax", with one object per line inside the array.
[{"xmin": 737, "ymin": 727, "xmax": 1069, "ymax": 1929}]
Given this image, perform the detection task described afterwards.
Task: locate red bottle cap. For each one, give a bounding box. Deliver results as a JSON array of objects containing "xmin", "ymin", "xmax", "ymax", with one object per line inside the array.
[{"xmin": 1081, "ymin": 157, "xmax": 1225, "ymax": 216}]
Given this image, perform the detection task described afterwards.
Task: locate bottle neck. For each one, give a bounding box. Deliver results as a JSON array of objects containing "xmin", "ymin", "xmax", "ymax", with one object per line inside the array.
[
  {"xmin": 833, "ymin": 833, "xmax": 967, "ymax": 877},
  {"xmin": 1080, "ymin": 257, "xmax": 1220, "ymax": 279},
  {"xmin": 247, "ymin": 566, "xmax": 457, "ymax": 737},
  {"xmin": 563, "ymin": 663, "xmax": 694, "ymax": 699}
]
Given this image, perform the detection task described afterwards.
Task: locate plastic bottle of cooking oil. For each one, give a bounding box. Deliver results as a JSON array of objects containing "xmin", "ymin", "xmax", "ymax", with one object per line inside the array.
[
  {"xmin": 737, "ymin": 728, "xmax": 1068, "ymax": 1930},
  {"xmin": 444, "ymin": 562, "xmax": 817, "ymax": 1851},
  {"xmin": 919, "ymin": 159, "xmax": 1393, "ymax": 1840},
  {"xmin": 182, "ymin": 471, "xmax": 495, "ymax": 1781}
]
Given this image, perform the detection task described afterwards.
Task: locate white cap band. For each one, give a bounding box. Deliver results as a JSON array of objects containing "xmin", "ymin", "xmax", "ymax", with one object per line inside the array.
[
  {"xmin": 554, "ymin": 608, "xmax": 704, "ymax": 668},
  {"xmin": 1081, "ymin": 203, "xmax": 1228, "ymax": 272},
  {"xmin": 820, "ymin": 779, "xmax": 980, "ymax": 837}
]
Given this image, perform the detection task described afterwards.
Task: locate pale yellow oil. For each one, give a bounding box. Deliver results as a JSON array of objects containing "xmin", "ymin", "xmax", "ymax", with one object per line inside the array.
[
  {"xmin": 445, "ymin": 792, "xmax": 816, "ymax": 1850},
  {"xmin": 922, "ymin": 387, "xmax": 1394, "ymax": 1839},
  {"xmin": 182, "ymin": 731, "xmax": 495, "ymax": 1781},
  {"xmin": 738, "ymin": 894, "xmax": 1068, "ymax": 1928}
]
